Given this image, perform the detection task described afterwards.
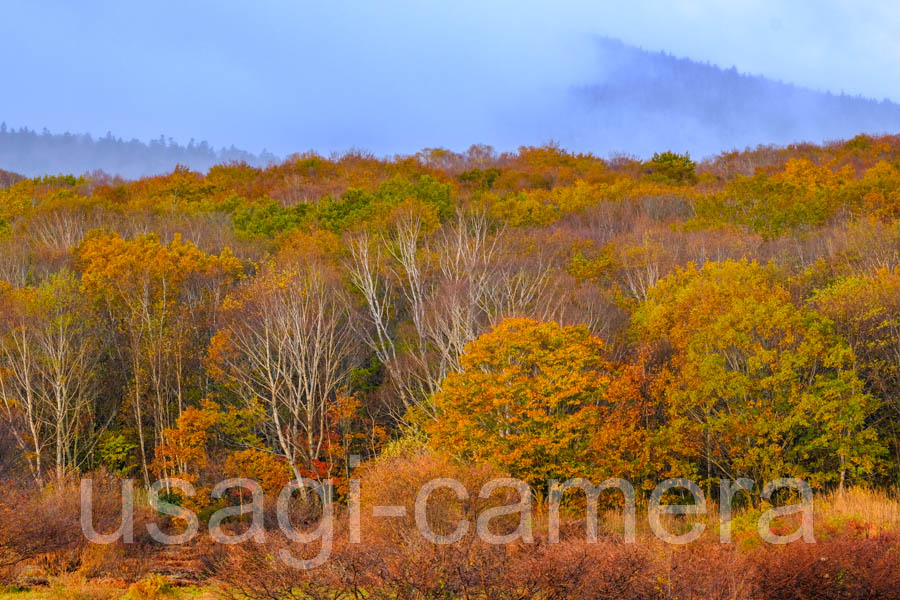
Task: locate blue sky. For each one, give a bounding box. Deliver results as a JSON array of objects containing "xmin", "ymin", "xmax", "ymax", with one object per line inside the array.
[{"xmin": 2, "ymin": 0, "xmax": 898, "ymax": 156}]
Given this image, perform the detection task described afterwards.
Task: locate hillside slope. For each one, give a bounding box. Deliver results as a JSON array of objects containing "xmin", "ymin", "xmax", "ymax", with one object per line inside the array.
[{"xmin": 561, "ymin": 38, "xmax": 900, "ymax": 157}]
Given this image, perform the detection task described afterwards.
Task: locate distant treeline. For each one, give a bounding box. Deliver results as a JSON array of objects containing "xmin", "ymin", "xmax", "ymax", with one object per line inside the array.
[{"xmin": 0, "ymin": 123, "xmax": 277, "ymax": 179}]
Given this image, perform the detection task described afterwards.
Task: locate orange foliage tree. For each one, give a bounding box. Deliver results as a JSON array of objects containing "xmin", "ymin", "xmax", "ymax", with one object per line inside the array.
[
  {"xmin": 417, "ymin": 318, "xmax": 620, "ymax": 488},
  {"xmin": 78, "ymin": 232, "xmax": 243, "ymax": 485}
]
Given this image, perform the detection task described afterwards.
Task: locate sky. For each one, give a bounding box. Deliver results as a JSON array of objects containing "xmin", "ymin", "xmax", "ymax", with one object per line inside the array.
[{"xmin": 2, "ymin": 0, "xmax": 899, "ymax": 157}]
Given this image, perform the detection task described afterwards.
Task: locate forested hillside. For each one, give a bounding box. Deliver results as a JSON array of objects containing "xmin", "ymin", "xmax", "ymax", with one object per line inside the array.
[
  {"xmin": 1, "ymin": 133, "xmax": 900, "ymax": 595},
  {"xmin": 564, "ymin": 38, "xmax": 900, "ymax": 156},
  {"xmin": 0, "ymin": 134, "xmax": 898, "ymax": 493}
]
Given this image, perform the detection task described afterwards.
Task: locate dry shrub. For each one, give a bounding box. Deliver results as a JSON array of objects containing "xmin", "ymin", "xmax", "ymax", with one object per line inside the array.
[
  {"xmin": 211, "ymin": 536, "xmax": 374, "ymax": 600},
  {"xmin": 0, "ymin": 473, "xmax": 155, "ymax": 583},
  {"xmin": 126, "ymin": 574, "xmax": 173, "ymax": 600},
  {"xmin": 357, "ymin": 448, "xmax": 516, "ymax": 546},
  {"xmin": 370, "ymin": 541, "xmax": 527, "ymax": 600},
  {"xmin": 42, "ymin": 573, "xmax": 124, "ymax": 600},
  {"xmin": 509, "ymin": 540, "xmax": 656, "ymax": 600},
  {"xmin": 211, "ymin": 531, "xmax": 900, "ymax": 600},
  {"xmin": 213, "ymin": 534, "xmax": 531, "ymax": 600},
  {"xmin": 352, "ymin": 449, "xmax": 545, "ymax": 598},
  {"xmin": 78, "ymin": 543, "xmax": 137, "ymax": 581},
  {"xmin": 660, "ymin": 543, "xmax": 755, "ymax": 600},
  {"xmin": 815, "ymin": 487, "xmax": 900, "ymax": 533},
  {"xmin": 0, "ymin": 484, "xmax": 84, "ymax": 578},
  {"xmin": 518, "ymin": 536, "xmax": 900, "ymax": 600},
  {"xmin": 213, "ymin": 537, "xmax": 745, "ymax": 600},
  {"xmin": 210, "ymin": 451, "xmax": 529, "ymax": 599},
  {"xmin": 208, "ymin": 465, "xmax": 900, "ymax": 599},
  {"xmin": 750, "ymin": 533, "xmax": 900, "ymax": 600},
  {"xmin": 506, "ymin": 540, "xmax": 754, "ymax": 600}
]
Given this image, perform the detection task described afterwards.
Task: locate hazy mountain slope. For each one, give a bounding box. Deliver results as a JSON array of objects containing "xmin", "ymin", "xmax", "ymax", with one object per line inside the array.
[{"xmin": 559, "ymin": 38, "xmax": 900, "ymax": 158}]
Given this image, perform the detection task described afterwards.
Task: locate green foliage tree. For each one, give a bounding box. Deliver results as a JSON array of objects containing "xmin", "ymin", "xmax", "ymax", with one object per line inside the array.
[
  {"xmin": 646, "ymin": 151, "xmax": 697, "ymax": 185},
  {"xmin": 232, "ymin": 199, "xmax": 311, "ymax": 237},
  {"xmin": 635, "ymin": 260, "xmax": 884, "ymax": 489},
  {"xmin": 812, "ymin": 268, "xmax": 900, "ymax": 480}
]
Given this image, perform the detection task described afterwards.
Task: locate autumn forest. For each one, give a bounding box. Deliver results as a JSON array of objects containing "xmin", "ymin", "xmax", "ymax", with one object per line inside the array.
[{"xmin": 2, "ymin": 135, "xmax": 900, "ymax": 598}]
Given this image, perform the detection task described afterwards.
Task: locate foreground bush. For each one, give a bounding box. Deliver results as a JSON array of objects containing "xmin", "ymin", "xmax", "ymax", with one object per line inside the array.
[
  {"xmin": 0, "ymin": 474, "xmax": 155, "ymax": 584},
  {"xmin": 206, "ymin": 453, "xmax": 900, "ymax": 599},
  {"xmin": 750, "ymin": 533, "xmax": 900, "ymax": 600},
  {"xmin": 210, "ymin": 531, "xmax": 900, "ymax": 600}
]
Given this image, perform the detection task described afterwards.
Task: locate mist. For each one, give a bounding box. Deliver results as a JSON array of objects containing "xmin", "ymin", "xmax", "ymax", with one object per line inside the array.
[
  {"xmin": 2, "ymin": 0, "xmax": 900, "ymax": 177},
  {"xmin": 556, "ymin": 38, "xmax": 900, "ymax": 159}
]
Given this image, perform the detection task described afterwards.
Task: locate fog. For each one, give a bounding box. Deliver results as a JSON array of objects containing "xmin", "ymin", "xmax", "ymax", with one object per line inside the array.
[
  {"xmin": 558, "ymin": 38, "xmax": 900, "ymax": 158},
  {"xmin": 2, "ymin": 0, "xmax": 900, "ymax": 177}
]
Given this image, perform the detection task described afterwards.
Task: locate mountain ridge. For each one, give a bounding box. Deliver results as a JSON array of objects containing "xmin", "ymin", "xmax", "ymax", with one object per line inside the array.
[{"xmin": 559, "ymin": 37, "xmax": 900, "ymax": 158}]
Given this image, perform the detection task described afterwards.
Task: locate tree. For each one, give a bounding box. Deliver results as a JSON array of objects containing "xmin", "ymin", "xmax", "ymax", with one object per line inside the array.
[
  {"xmin": 0, "ymin": 282, "xmax": 46, "ymax": 485},
  {"xmin": 0, "ymin": 271, "xmax": 99, "ymax": 485},
  {"xmin": 209, "ymin": 259, "xmax": 357, "ymax": 483},
  {"xmin": 417, "ymin": 318, "xmax": 617, "ymax": 488},
  {"xmin": 634, "ymin": 260, "xmax": 883, "ymax": 490},
  {"xmin": 347, "ymin": 210, "xmax": 556, "ymax": 422},
  {"xmin": 151, "ymin": 398, "xmax": 261, "ymax": 507},
  {"xmin": 812, "ymin": 268, "xmax": 900, "ymax": 474},
  {"xmin": 693, "ymin": 159, "xmax": 853, "ymax": 238},
  {"xmin": 78, "ymin": 232, "xmax": 242, "ymax": 486},
  {"xmin": 646, "ymin": 151, "xmax": 697, "ymax": 185}
]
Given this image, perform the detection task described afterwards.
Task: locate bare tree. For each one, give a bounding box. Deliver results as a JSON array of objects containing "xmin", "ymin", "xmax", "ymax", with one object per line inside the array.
[
  {"xmin": 347, "ymin": 210, "xmax": 557, "ymax": 422},
  {"xmin": 214, "ymin": 262, "xmax": 357, "ymax": 482},
  {"xmin": 26, "ymin": 206, "xmax": 101, "ymax": 253},
  {"xmin": 0, "ymin": 291, "xmax": 46, "ymax": 486},
  {"xmin": 0, "ymin": 271, "xmax": 99, "ymax": 486},
  {"xmin": 0, "ymin": 235, "xmax": 30, "ymax": 288},
  {"xmin": 31, "ymin": 272, "xmax": 99, "ymax": 482}
]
